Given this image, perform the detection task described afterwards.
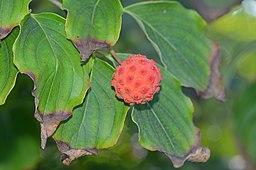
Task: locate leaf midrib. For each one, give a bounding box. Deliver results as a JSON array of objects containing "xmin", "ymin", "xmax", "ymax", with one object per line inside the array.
[
  {"xmin": 93, "ymin": 65, "xmax": 116, "ymax": 147},
  {"xmin": 32, "ymin": 15, "xmax": 60, "ymax": 114},
  {"xmin": 87, "ymin": 0, "xmax": 100, "ymax": 37},
  {"xmin": 124, "ymin": 9, "xmax": 207, "ymax": 89},
  {"xmin": 74, "ymin": 59, "xmax": 95, "ymax": 148},
  {"xmin": 157, "ymin": 94, "xmax": 192, "ymax": 148},
  {"xmin": 124, "ymin": 10, "xmax": 192, "ymax": 72},
  {"xmin": 146, "ymin": 102, "xmax": 176, "ymax": 151}
]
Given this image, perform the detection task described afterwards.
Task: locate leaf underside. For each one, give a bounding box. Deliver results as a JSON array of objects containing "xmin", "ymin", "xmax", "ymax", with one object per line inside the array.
[
  {"xmin": 63, "ymin": 0, "xmax": 123, "ymax": 61},
  {"xmin": 0, "ymin": 0, "xmax": 31, "ymax": 39},
  {"xmin": 124, "ymin": 1, "xmax": 211, "ymax": 90},
  {"xmin": 0, "ymin": 27, "xmax": 19, "ymax": 105},
  {"xmin": 13, "ymin": 13, "xmax": 91, "ymax": 149},
  {"xmin": 54, "ymin": 58, "xmax": 129, "ymax": 165}
]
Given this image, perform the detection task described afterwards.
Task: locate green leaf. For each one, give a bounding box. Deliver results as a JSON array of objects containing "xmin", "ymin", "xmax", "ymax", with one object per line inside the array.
[
  {"xmin": 234, "ymin": 83, "xmax": 256, "ymax": 166},
  {"xmin": 0, "ymin": 0, "xmax": 31, "ymax": 39},
  {"xmin": 63, "ymin": 0, "xmax": 123, "ymax": 61},
  {"xmin": 53, "ymin": 58, "xmax": 129, "ymax": 165},
  {"xmin": 13, "ymin": 13, "xmax": 91, "ymax": 149},
  {"xmin": 208, "ymin": 0, "xmax": 256, "ymax": 41},
  {"xmin": 124, "ymin": 1, "xmax": 211, "ymax": 90},
  {"xmin": 116, "ymin": 52, "xmax": 209, "ymax": 168},
  {"xmin": 132, "ymin": 68, "xmax": 210, "ymax": 168},
  {"xmin": 0, "ymin": 28, "xmax": 18, "ymax": 105}
]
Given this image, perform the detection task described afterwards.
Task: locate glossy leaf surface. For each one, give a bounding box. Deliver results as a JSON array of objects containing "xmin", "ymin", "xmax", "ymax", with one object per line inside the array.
[
  {"xmin": 63, "ymin": 0, "xmax": 123, "ymax": 61},
  {"xmin": 0, "ymin": 28, "xmax": 19, "ymax": 105},
  {"xmin": 54, "ymin": 58, "xmax": 129, "ymax": 165},
  {"xmin": 117, "ymin": 53, "xmax": 209, "ymax": 168},
  {"xmin": 125, "ymin": 1, "xmax": 211, "ymax": 90},
  {"xmin": 13, "ymin": 13, "xmax": 90, "ymax": 149},
  {"xmin": 0, "ymin": 0, "xmax": 31, "ymax": 39}
]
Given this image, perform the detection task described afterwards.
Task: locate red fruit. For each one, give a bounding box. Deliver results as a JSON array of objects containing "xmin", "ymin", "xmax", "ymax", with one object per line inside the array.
[{"xmin": 112, "ymin": 54, "xmax": 162, "ymax": 105}]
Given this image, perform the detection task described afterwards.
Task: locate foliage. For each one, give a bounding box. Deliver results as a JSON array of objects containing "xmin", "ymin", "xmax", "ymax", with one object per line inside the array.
[
  {"xmin": 0, "ymin": 0, "xmax": 256, "ymax": 170},
  {"xmin": 124, "ymin": 2, "xmax": 211, "ymax": 90}
]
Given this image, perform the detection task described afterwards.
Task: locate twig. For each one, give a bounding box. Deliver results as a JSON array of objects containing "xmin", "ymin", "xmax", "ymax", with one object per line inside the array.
[
  {"xmin": 110, "ymin": 50, "xmax": 123, "ymax": 65},
  {"xmin": 49, "ymin": 0, "xmax": 62, "ymax": 9}
]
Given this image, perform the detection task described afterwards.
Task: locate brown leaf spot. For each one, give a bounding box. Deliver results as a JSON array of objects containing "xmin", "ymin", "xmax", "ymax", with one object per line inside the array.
[
  {"xmin": 198, "ymin": 41, "xmax": 225, "ymax": 101},
  {"xmin": 0, "ymin": 27, "xmax": 13, "ymax": 40},
  {"xmin": 74, "ymin": 38, "xmax": 110, "ymax": 62},
  {"xmin": 54, "ymin": 139, "xmax": 98, "ymax": 166}
]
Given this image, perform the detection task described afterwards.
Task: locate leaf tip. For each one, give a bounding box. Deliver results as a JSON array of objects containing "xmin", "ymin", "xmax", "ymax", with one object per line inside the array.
[
  {"xmin": 187, "ymin": 146, "xmax": 210, "ymax": 163},
  {"xmin": 167, "ymin": 128, "xmax": 210, "ymax": 168},
  {"xmin": 73, "ymin": 38, "xmax": 110, "ymax": 61},
  {"xmin": 166, "ymin": 146, "xmax": 210, "ymax": 168},
  {"xmin": 35, "ymin": 111, "xmax": 72, "ymax": 149},
  {"xmin": 23, "ymin": 72, "xmax": 73, "ymax": 149},
  {"xmin": 0, "ymin": 27, "xmax": 13, "ymax": 40},
  {"xmin": 54, "ymin": 139, "xmax": 98, "ymax": 166}
]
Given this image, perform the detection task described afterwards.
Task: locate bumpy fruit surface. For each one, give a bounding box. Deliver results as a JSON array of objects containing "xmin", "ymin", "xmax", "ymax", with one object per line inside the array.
[{"xmin": 112, "ymin": 54, "xmax": 162, "ymax": 105}]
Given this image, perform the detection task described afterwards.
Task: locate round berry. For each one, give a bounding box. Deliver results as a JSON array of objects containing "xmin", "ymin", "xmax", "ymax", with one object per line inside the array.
[{"xmin": 112, "ymin": 54, "xmax": 162, "ymax": 105}]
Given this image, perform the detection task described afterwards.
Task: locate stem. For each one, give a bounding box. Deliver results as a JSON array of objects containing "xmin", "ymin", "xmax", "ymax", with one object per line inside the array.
[
  {"xmin": 49, "ymin": 0, "xmax": 62, "ymax": 9},
  {"xmin": 110, "ymin": 50, "xmax": 123, "ymax": 65}
]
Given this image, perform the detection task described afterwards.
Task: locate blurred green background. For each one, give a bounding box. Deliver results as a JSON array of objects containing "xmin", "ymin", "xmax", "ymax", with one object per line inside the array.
[{"xmin": 1, "ymin": 0, "xmax": 256, "ymax": 170}]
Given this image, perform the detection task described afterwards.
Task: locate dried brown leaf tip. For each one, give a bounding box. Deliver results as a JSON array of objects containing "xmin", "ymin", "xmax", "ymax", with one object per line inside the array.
[
  {"xmin": 74, "ymin": 38, "xmax": 110, "ymax": 61},
  {"xmin": 187, "ymin": 146, "xmax": 210, "ymax": 163},
  {"xmin": 198, "ymin": 41, "xmax": 225, "ymax": 101},
  {"xmin": 54, "ymin": 140, "xmax": 98, "ymax": 166},
  {"xmin": 26, "ymin": 72, "xmax": 72, "ymax": 149},
  {"xmin": 167, "ymin": 147, "xmax": 210, "ymax": 168},
  {"xmin": 166, "ymin": 128, "xmax": 210, "ymax": 168},
  {"xmin": 0, "ymin": 27, "xmax": 13, "ymax": 40},
  {"xmin": 35, "ymin": 112, "xmax": 71, "ymax": 149}
]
